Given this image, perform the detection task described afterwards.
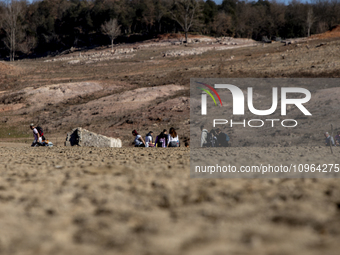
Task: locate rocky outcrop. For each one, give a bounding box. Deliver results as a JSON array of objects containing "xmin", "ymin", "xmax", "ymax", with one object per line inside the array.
[
  {"xmin": 44, "ymin": 48, "xmax": 136, "ymax": 64},
  {"xmin": 163, "ymin": 39, "xmax": 257, "ymax": 57},
  {"xmin": 65, "ymin": 127, "xmax": 122, "ymax": 148}
]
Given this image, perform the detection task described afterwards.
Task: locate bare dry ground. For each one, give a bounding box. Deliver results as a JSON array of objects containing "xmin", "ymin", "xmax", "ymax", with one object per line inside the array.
[
  {"xmin": 0, "ymin": 145, "xmax": 339, "ymax": 255},
  {"xmin": 0, "ymin": 31, "xmax": 340, "ymax": 254}
]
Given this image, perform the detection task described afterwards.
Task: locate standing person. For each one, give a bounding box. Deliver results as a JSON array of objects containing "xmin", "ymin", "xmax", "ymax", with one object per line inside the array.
[
  {"xmin": 30, "ymin": 124, "xmax": 42, "ymax": 147},
  {"xmin": 200, "ymin": 125, "xmax": 209, "ymax": 147},
  {"xmin": 167, "ymin": 127, "xmax": 179, "ymax": 147},
  {"xmin": 154, "ymin": 130, "xmax": 168, "ymax": 148},
  {"xmin": 216, "ymin": 128, "xmax": 230, "ymax": 147},
  {"xmin": 132, "ymin": 130, "xmax": 145, "ymax": 147},
  {"xmin": 145, "ymin": 131, "xmax": 154, "ymax": 147},
  {"xmin": 325, "ymin": 132, "xmax": 335, "ymax": 146}
]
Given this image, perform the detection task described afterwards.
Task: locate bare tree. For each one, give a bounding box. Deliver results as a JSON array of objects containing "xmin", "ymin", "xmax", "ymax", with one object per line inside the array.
[
  {"xmin": 101, "ymin": 18, "xmax": 121, "ymax": 53},
  {"xmin": 1, "ymin": 0, "xmax": 23, "ymax": 61},
  {"xmin": 170, "ymin": 0, "xmax": 199, "ymax": 43},
  {"xmin": 306, "ymin": 7, "xmax": 315, "ymax": 37}
]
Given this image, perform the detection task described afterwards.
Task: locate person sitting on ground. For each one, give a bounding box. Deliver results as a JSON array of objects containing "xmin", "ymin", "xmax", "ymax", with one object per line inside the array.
[
  {"xmin": 216, "ymin": 128, "xmax": 230, "ymax": 147},
  {"xmin": 154, "ymin": 130, "xmax": 168, "ymax": 148},
  {"xmin": 132, "ymin": 130, "xmax": 146, "ymax": 147},
  {"xmin": 30, "ymin": 124, "xmax": 42, "ymax": 147},
  {"xmin": 145, "ymin": 131, "xmax": 154, "ymax": 147},
  {"xmin": 325, "ymin": 132, "xmax": 335, "ymax": 146},
  {"xmin": 167, "ymin": 127, "xmax": 179, "ymax": 147},
  {"xmin": 200, "ymin": 125, "xmax": 209, "ymax": 147},
  {"xmin": 335, "ymin": 131, "xmax": 340, "ymax": 146}
]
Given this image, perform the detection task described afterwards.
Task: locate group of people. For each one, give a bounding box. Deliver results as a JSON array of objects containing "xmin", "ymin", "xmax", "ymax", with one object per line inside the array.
[
  {"xmin": 325, "ymin": 131, "xmax": 340, "ymax": 146},
  {"xmin": 31, "ymin": 122, "xmax": 339, "ymax": 148},
  {"xmin": 201, "ymin": 125, "xmax": 230, "ymax": 147},
  {"xmin": 201, "ymin": 127, "xmax": 340, "ymax": 148},
  {"xmin": 132, "ymin": 127, "xmax": 187, "ymax": 147}
]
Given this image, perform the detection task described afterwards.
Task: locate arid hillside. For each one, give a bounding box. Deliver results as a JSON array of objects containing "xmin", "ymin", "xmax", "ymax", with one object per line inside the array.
[{"xmin": 0, "ymin": 34, "xmax": 340, "ymax": 145}]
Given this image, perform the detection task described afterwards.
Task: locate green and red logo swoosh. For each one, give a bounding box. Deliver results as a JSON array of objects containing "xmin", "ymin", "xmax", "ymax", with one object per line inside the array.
[{"xmin": 196, "ymin": 82, "xmax": 223, "ymax": 106}]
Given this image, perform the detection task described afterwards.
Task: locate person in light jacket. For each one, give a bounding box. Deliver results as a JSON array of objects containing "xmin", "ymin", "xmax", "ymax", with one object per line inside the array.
[
  {"xmin": 167, "ymin": 127, "xmax": 179, "ymax": 147},
  {"xmin": 200, "ymin": 125, "xmax": 208, "ymax": 147},
  {"xmin": 145, "ymin": 131, "xmax": 154, "ymax": 147}
]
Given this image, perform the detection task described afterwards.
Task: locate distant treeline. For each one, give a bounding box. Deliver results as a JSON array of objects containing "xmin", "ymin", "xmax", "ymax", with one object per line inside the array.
[{"xmin": 0, "ymin": 0, "xmax": 340, "ymax": 60}]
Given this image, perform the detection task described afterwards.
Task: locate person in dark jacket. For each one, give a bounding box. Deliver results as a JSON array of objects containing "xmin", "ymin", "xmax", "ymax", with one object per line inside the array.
[{"xmin": 216, "ymin": 128, "xmax": 230, "ymax": 147}]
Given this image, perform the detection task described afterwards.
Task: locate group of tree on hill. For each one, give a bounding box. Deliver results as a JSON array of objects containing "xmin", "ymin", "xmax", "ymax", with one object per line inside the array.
[{"xmin": 1, "ymin": 0, "xmax": 340, "ymax": 61}]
